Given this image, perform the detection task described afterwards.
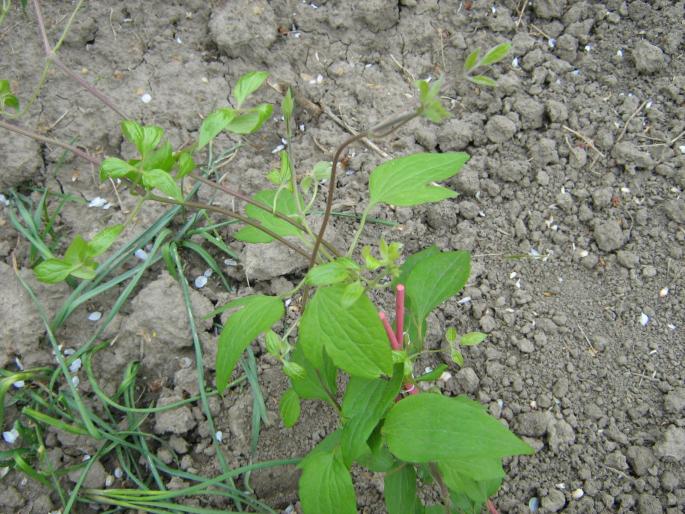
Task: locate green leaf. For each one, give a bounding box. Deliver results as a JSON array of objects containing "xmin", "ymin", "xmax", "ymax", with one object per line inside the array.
[
  {"xmin": 439, "ymin": 458, "xmax": 504, "ymax": 508},
  {"xmin": 312, "ymin": 161, "xmax": 332, "ymax": 181},
  {"xmin": 224, "ymin": 103, "xmax": 273, "ymax": 134},
  {"xmin": 88, "ymin": 224, "xmax": 124, "ymax": 257},
  {"xmin": 340, "ymin": 280, "xmax": 365, "ymax": 309},
  {"xmin": 64, "ymin": 235, "xmax": 90, "ymax": 264},
  {"xmin": 279, "ymin": 388, "xmax": 301, "ymax": 428},
  {"xmin": 120, "ymin": 120, "xmax": 143, "ymax": 148},
  {"xmin": 233, "ymin": 188, "xmax": 302, "ymax": 243},
  {"xmin": 468, "ymin": 75, "xmax": 497, "ymax": 87},
  {"xmin": 233, "ymin": 71, "xmax": 269, "ymax": 108},
  {"xmin": 461, "ymin": 331, "xmax": 487, "ymax": 346},
  {"xmin": 265, "ymin": 330, "xmax": 283, "ymax": 357},
  {"xmin": 422, "ymin": 98, "xmax": 450, "ymax": 123},
  {"xmin": 139, "ymin": 125, "xmax": 164, "ymax": 156},
  {"xmin": 479, "ymin": 42, "xmax": 511, "ymax": 66},
  {"xmin": 415, "ymin": 363, "xmax": 448, "ymax": 382},
  {"xmin": 464, "ymin": 48, "xmax": 481, "ymax": 72},
  {"xmin": 445, "ymin": 327, "xmax": 458, "ymax": 344},
  {"xmin": 369, "ymin": 152, "xmax": 469, "ymax": 207},
  {"xmin": 300, "ymin": 175, "xmax": 313, "ymax": 193},
  {"xmin": 266, "ymin": 169, "xmax": 282, "ymax": 186},
  {"xmin": 282, "ymin": 87, "xmax": 294, "ymax": 119},
  {"xmin": 299, "ymin": 451, "xmax": 356, "ymax": 514},
  {"xmin": 198, "ymin": 108, "xmax": 235, "ymax": 150},
  {"xmin": 99, "ymin": 157, "xmax": 137, "ymax": 181},
  {"xmin": 283, "ymin": 360, "xmax": 306, "ymax": 380},
  {"xmin": 340, "ymin": 365, "xmax": 403, "ymax": 465},
  {"xmin": 451, "ymin": 349, "xmax": 464, "ymax": 367},
  {"xmin": 393, "ymin": 245, "xmax": 440, "ymax": 288},
  {"xmin": 215, "ymin": 295, "xmax": 285, "ymax": 392},
  {"xmin": 383, "ymin": 393, "xmax": 534, "ymax": 462},
  {"xmin": 356, "ymin": 429, "xmax": 396, "ymax": 472},
  {"xmin": 385, "ymin": 464, "xmax": 419, "ymax": 514},
  {"xmin": 142, "ymin": 169, "xmax": 183, "ymax": 201},
  {"xmin": 290, "ymin": 345, "xmax": 337, "ymax": 402},
  {"xmin": 2, "ymin": 94, "xmax": 19, "ymax": 111},
  {"xmin": 69, "ymin": 264, "xmax": 97, "ymax": 280},
  {"xmin": 299, "ymin": 285, "xmax": 393, "ymax": 378},
  {"xmin": 142, "ymin": 141, "xmax": 174, "ymax": 172},
  {"xmin": 34, "ymin": 259, "xmax": 78, "ymax": 283},
  {"xmin": 306, "ymin": 258, "xmax": 357, "ymax": 286},
  {"xmin": 176, "ymin": 151, "xmax": 195, "ymax": 179},
  {"xmin": 405, "ymin": 250, "xmax": 471, "ymax": 331}
]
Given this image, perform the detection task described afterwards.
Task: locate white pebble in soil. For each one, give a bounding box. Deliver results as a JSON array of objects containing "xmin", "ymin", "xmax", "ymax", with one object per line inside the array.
[{"xmin": 194, "ymin": 275, "xmax": 208, "ymax": 288}]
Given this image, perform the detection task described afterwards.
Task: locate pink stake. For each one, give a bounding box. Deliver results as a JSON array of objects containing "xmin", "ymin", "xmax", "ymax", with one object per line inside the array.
[
  {"xmin": 395, "ymin": 284, "xmax": 405, "ymax": 346},
  {"xmin": 379, "ymin": 311, "xmax": 401, "ymax": 350}
]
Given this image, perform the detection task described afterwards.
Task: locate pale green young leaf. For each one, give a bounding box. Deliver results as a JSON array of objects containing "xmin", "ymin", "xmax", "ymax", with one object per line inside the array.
[
  {"xmin": 341, "ymin": 281, "xmax": 364, "ymax": 308},
  {"xmin": 88, "ymin": 224, "xmax": 124, "ymax": 257},
  {"xmin": 233, "ymin": 188, "xmax": 301, "ymax": 243},
  {"xmin": 69, "ymin": 264, "xmax": 97, "ymax": 280},
  {"xmin": 215, "ymin": 295, "xmax": 285, "ymax": 392},
  {"xmin": 479, "ymin": 42, "xmax": 511, "ymax": 66},
  {"xmin": 99, "ymin": 157, "xmax": 137, "ymax": 181},
  {"xmin": 142, "ymin": 169, "xmax": 183, "ymax": 201},
  {"xmin": 34, "ymin": 259, "xmax": 79, "ymax": 284},
  {"xmin": 312, "ymin": 161, "xmax": 332, "ymax": 181},
  {"xmin": 120, "ymin": 120, "xmax": 143, "ymax": 148},
  {"xmin": 361, "ymin": 246, "xmax": 383, "ymax": 270},
  {"xmin": 279, "ymin": 388, "xmax": 301, "ymax": 428},
  {"xmin": 233, "ymin": 71, "xmax": 269, "ymax": 108},
  {"xmin": 299, "ymin": 451, "xmax": 356, "ymax": 514},
  {"xmin": 225, "ymin": 103, "xmax": 273, "ymax": 134},
  {"xmin": 142, "ymin": 141, "xmax": 174, "ymax": 172},
  {"xmin": 300, "ymin": 175, "xmax": 313, "ymax": 193},
  {"xmin": 464, "ymin": 48, "xmax": 481, "ymax": 72},
  {"xmin": 422, "ymin": 98, "xmax": 450, "ymax": 123},
  {"xmin": 283, "ymin": 360, "xmax": 306, "ymax": 380},
  {"xmin": 445, "ymin": 326, "xmax": 458, "ymax": 344},
  {"xmin": 469, "ymin": 75, "xmax": 497, "ymax": 87},
  {"xmin": 369, "ymin": 152, "xmax": 469, "ymax": 207},
  {"xmin": 383, "ymin": 393, "xmax": 534, "ymax": 462},
  {"xmin": 265, "ymin": 330, "xmax": 282, "ymax": 357},
  {"xmin": 384, "ymin": 464, "xmax": 419, "ymax": 514},
  {"xmin": 306, "ymin": 258, "xmax": 357, "ymax": 286},
  {"xmin": 266, "ymin": 169, "xmax": 282, "ymax": 186},
  {"xmin": 460, "ymin": 331, "xmax": 488, "ymax": 346},
  {"xmin": 139, "ymin": 125, "xmax": 164, "ymax": 156},
  {"xmin": 63, "ymin": 235, "xmax": 90, "ymax": 264},
  {"xmin": 415, "ymin": 363, "xmax": 449, "ymax": 382},
  {"xmin": 451, "ymin": 348, "xmax": 464, "ymax": 367},
  {"xmin": 198, "ymin": 108, "xmax": 235, "ymax": 150},
  {"xmin": 282, "ymin": 87, "xmax": 294, "ymax": 120},
  {"xmin": 176, "ymin": 151, "xmax": 195, "ymax": 179},
  {"xmin": 299, "ymin": 285, "xmax": 393, "ymax": 378}
]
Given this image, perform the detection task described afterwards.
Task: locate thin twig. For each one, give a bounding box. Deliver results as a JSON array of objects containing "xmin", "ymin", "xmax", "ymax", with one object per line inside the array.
[
  {"xmin": 562, "ymin": 125, "xmax": 606, "ymax": 158},
  {"xmin": 516, "ymin": 0, "xmax": 529, "ymax": 27},
  {"xmin": 616, "ymin": 100, "xmax": 648, "ymax": 144}
]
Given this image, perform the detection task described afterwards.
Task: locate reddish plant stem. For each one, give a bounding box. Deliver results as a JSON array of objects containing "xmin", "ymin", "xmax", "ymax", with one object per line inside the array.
[
  {"xmin": 395, "ymin": 284, "xmax": 405, "ymax": 344},
  {"xmin": 379, "ymin": 311, "xmax": 400, "ymax": 350},
  {"xmin": 486, "ymin": 499, "xmax": 500, "ymax": 514}
]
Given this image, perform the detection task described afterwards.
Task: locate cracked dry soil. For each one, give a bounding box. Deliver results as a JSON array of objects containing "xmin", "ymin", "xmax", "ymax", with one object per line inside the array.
[{"xmin": 1, "ymin": 1, "xmax": 685, "ymax": 513}]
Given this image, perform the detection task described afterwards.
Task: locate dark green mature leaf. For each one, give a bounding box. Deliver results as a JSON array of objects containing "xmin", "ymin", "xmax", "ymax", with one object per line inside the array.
[
  {"xmin": 393, "ymin": 245, "xmax": 440, "ymax": 288},
  {"xmin": 306, "ymin": 258, "xmax": 358, "ymax": 286},
  {"xmin": 468, "ymin": 75, "xmax": 497, "ymax": 87},
  {"xmin": 99, "ymin": 157, "xmax": 137, "ymax": 181},
  {"xmin": 290, "ymin": 345, "xmax": 337, "ymax": 403},
  {"xmin": 142, "ymin": 168, "xmax": 183, "ymax": 201},
  {"xmin": 0, "ymin": 79, "xmax": 19, "ymax": 110},
  {"xmin": 34, "ymin": 259, "xmax": 78, "ymax": 283},
  {"xmin": 215, "ymin": 295, "xmax": 285, "ymax": 392},
  {"xmin": 198, "ymin": 108, "xmax": 235, "ymax": 150},
  {"xmin": 464, "ymin": 48, "xmax": 480, "ymax": 72},
  {"xmin": 404, "ymin": 250, "xmax": 470, "ymax": 328},
  {"xmin": 233, "ymin": 188, "xmax": 301, "ymax": 243},
  {"xmin": 479, "ymin": 42, "xmax": 511, "ymax": 66},
  {"xmin": 340, "ymin": 366, "xmax": 403, "ymax": 465},
  {"xmin": 385, "ymin": 464, "xmax": 419, "ymax": 514},
  {"xmin": 383, "ymin": 393, "xmax": 534, "ymax": 462},
  {"xmin": 440, "ymin": 459, "xmax": 504, "ymax": 509},
  {"xmin": 279, "ymin": 388, "xmax": 301, "ymax": 428},
  {"xmin": 415, "ymin": 363, "xmax": 448, "ymax": 382},
  {"xmin": 88, "ymin": 224, "xmax": 124, "ymax": 257},
  {"xmin": 369, "ymin": 152, "xmax": 468, "ymax": 207},
  {"xmin": 233, "ymin": 71, "xmax": 269, "ymax": 108},
  {"xmin": 299, "ymin": 285, "xmax": 393, "ymax": 378},
  {"xmin": 299, "ymin": 451, "xmax": 356, "ymax": 514}
]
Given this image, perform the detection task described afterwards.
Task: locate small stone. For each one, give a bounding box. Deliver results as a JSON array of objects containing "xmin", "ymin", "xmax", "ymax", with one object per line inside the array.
[
  {"xmin": 592, "ymin": 187, "xmax": 613, "ymax": 209},
  {"xmin": 632, "ymin": 40, "xmax": 667, "ymax": 74},
  {"xmin": 154, "ymin": 393, "xmax": 197, "ymax": 435},
  {"xmin": 612, "ymin": 141, "xmax": 655, "ymax": 169},
  {"xmin": 548, "ymin": 419, "xmax": 576, "ymax": 451},
  {"xmin": 542, "ymin": 489, "xmax": 566, "ymax": 512},
  {"xmin": 594, "ymin": 220, "xmax": 626, "ymax": 252},
  {"xmin": 662, "ymin": 200, "xmax": 685, "ymax": 224},
  {"xmin": 68, "ymin": 459, "xmax": 107, "ymax": 488},
  {"xmin": 0, "ymin": 485, "xmax": 24, "ymax": 508},
  {"xmin": 556, "ymin": 192, "xmax": 574, "ymax": 212},
  {"xmin": 516, "ymin": 411, "xmax": 553, "ymax": 437},
  {"xmin": 514, "ymin": 96, "xmax": 545, "ymax": 129},
  {"xmin": 655, "ymin": 425, "xmax": 685, "ymax": 461},
  {"xmin": 553, "ymin": 377, "xmax": 569, "ymax": 397},
  {"xmin": 455, "ymin": 367, "xmax": 480, "ymax": 393},
  {"xmin": 637, "ymin": 493, "xmax": 662, "ymax": 514},
  {"xmin": 517, "ymin": 338, "xmax": 535, "ymax": 353},
  {"xmin": 545, "ymin": 100, "xmax": 568, "ymax": 122},
  {"xmin": 626, "ymin": 446, "xmax": 656, "ymax": 476},
  {"xmin": 617, "ymin": 251, "xmax": 639, "ymax": 269},
  {"xmin": 529, "ymin": 138, "xmax": 558, "ymax": 165},
  {"xmin": 485, "ymin": 115, "xmax": 516, "ymax": 143},
  {"xmin": 533, "ymin": 0, "xmax": 565, "ymax": 19},
  {"xmin": 642, "ymin": 265, "xmax": 657, "ymax": 278}
]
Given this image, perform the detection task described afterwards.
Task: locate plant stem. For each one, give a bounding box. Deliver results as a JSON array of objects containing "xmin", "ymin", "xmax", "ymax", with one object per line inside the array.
[
  {"xmin": 379, "ymin": 311, "xmax": 401, "ymax": 350},
  {"xmin": 395, "ymin": 284, "xmax": 405, "ymax": 344},
  {"xmin": 346, "ymin": 203, "xmax": 372, "ymax": 257},
  {"xmin": 31, "ymin": 0, "xmax": 129, "ymax": 120},
  {"xmin": 315, "ymin": 369, "xmax": 341, "ymax": 413},
  {"xmin": 428, "ymin": 462, "xmax": 452, "ymax": 514},
  {"xmin": 0, "ymin": 118, "xmax": 99, "ymax": 165}
]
